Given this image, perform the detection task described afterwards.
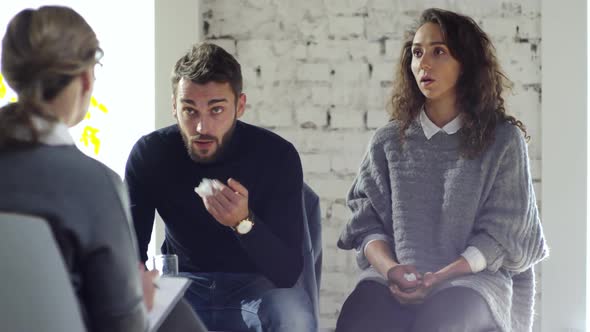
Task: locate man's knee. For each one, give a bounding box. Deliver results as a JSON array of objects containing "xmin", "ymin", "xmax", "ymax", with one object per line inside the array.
[{"xmin": 258, "ymin": 288, "xmax": 316, "ymax": 331}]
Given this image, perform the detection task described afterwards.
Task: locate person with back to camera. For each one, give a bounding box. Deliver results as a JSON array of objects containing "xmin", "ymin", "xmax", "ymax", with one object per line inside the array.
[
  {"xmin": 336, "ymin": 8, "xmax": 548, "ymax": 332},
  {"xmin": 0, "ymin": 6, "xmax": 205, "ymax": 332}
]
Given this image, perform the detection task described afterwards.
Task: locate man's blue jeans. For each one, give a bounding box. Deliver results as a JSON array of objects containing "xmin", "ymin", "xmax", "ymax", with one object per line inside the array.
[{"xmin": 178, "ymin": 272, "xmax": 315, "ymax": 332}]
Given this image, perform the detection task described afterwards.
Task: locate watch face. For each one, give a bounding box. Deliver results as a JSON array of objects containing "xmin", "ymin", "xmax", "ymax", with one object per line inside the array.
[
  {"xmin": 236, "ymin": 219, "xmax": 252, "ymax": 234},
  {"xmin": 237, "ymin": 220, "xmax": 253, "ymax": 234}
]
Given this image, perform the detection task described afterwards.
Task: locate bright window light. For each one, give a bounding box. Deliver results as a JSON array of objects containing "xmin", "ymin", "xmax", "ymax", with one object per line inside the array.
[{"xmin": 0, "ymin": 1, "xmax": 155, "ymax": 177}]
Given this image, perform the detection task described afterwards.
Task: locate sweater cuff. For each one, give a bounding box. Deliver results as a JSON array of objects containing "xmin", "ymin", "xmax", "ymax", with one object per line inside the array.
[
  {"xmin": 468, "ymin": 232, "xmax": 505, "ymax": 272},
  {"xmin": 356, "ymin": 233, "xmax": 391, "ymax": 269},
  {"xmin": 461, "ymin": 246, "xmax": 487, "ymax": 273}
]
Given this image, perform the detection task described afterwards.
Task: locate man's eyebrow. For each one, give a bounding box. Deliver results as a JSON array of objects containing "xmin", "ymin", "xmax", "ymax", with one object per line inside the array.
[
  {"xmin": 179, "ymin": 98, "xmax": 229, "ymax": 106},
  {"xmin": 180, "ymin": 98, "xmax": 195, "ymax": 105},
  {"xmin": 207, "ymin": 98, "xmax": 228, "ymax": 105}
]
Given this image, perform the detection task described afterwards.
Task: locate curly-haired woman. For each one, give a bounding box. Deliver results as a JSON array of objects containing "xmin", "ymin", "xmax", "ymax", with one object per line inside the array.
[{"xmin": 336, "ymin": 8, "xmax": 548, "ymax": 332}]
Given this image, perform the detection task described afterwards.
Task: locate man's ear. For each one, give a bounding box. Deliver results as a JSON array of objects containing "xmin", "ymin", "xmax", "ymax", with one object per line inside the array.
[
  {"xmin": 172, "ymin": 94, "xmax": 177, "ymax": 118},
  {"xmin": 236, "ymin": 93, "xmax": 247, "ymax": 118}
]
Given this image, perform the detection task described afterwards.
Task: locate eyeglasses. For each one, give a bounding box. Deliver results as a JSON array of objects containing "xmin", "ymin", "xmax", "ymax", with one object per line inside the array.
[
  {"xmin": 94, "ymin": 47, "xmax": 104, "ymax": 62},
  {"xmin": 93, "ymin": 48, "xmax": 104, "ymax": 81}
]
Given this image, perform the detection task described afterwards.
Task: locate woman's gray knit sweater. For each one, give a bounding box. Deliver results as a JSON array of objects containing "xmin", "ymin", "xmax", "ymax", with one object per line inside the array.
[{"xmin": 338, "ymin": 119, "xmax": 548, "ymax": 332}]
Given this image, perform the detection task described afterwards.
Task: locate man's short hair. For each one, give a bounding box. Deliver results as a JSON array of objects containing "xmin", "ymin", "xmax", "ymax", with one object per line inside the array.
[{"xmin": 171, "ymin": 42, "xmax": 242, "ymax": 101}]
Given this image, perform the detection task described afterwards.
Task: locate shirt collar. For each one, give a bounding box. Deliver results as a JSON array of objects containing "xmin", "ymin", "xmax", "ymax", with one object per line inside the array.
[
  {"xmin": 419, "ymin": 108, "xmax": 463, "ymax": 140},
  {"xmin": 25, "ymin": 116, "xmax": 75, "ymax": 146}
]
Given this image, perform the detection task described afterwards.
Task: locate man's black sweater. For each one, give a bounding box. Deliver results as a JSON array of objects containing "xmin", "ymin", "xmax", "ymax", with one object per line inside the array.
[{"xmin": 125, "ymin": 121, "xmax": 304, "ymax": 287}]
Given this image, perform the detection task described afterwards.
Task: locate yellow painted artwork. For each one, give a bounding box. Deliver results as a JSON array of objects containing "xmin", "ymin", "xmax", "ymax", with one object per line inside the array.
[
  {"xmin": 0, "ymin": 73, "xmax": 5, "ymax": 100},
  {"xmin": 0, "ymin": 73, "xmax": 109, "ymax": 156},
  {"xmin": 79, "ymin": 96, "xmax": 109, "ymax": 155}
]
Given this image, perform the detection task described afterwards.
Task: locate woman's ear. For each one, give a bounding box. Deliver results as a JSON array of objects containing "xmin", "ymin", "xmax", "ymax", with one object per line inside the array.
[{"xmin": 80, "ymin": 68, "xmax": 93, "ymax": 94}]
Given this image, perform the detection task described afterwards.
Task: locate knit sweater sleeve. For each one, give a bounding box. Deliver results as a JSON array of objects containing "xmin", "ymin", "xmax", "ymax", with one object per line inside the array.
[
  {"xmin": 510, "ymin": 267, "xmax": 536, "ymax": 332},
  {"xmin": 337, "ymin": 129, "xmax": 395, "ymax": 269},
  {"xmin": 468, "ymin": 126, "xmax": 549, "ymax": 273}
]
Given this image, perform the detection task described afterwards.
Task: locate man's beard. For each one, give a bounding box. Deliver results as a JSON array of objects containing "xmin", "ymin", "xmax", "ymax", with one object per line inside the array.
[{"xmin": 180, "ymin": 118, "xmax": 237, "ymax": 164}]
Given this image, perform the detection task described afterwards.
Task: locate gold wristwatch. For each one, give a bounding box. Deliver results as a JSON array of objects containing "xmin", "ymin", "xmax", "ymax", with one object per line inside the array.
[{"xmin": 233, "ymin": 212, "xmax": 254, "ymax": 235}]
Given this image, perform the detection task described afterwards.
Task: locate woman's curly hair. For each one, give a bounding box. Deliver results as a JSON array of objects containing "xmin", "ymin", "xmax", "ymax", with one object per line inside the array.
[{"xmin": 389, "ymin": 8, "xmax": 528, "ymax": 158}]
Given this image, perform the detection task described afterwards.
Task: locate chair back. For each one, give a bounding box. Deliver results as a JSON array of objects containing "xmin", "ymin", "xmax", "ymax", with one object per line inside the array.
[
  {"xmin": 296, "ymin": 184, "xmax": 322, "ymax": 325},
  {"xmin": 0, "ymin": 212, "xmax": 86, "ymax": 332}
]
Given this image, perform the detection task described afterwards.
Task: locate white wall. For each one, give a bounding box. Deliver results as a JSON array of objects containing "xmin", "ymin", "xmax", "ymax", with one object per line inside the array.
[
  {"xmin": 149, "ymin": 0, "xmax": 202, "ymax": 257},
  {"xmin": 541, "ymin": 0, "xmax": 587, "ymax": 330}
]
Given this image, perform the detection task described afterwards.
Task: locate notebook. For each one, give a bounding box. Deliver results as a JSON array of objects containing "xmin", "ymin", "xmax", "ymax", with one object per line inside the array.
[{"xmin": 148, "ymin": 276, "xmax": 191, "ymax": 332}]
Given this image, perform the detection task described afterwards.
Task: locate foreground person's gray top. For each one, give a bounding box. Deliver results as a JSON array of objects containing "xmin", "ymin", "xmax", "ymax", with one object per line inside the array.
[
  {"xmin": 0, "ymin": 119, "xmax": 148, "ymax": 332},
  {"xmin": 338, "ymin": 119, "xmax": 548, "ymax": 332}
]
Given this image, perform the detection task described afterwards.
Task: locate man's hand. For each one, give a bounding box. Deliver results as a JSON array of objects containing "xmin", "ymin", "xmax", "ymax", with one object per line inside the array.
[{"xmin": 197, "ymin": 178, "xmax": 249, "ymax": 227}]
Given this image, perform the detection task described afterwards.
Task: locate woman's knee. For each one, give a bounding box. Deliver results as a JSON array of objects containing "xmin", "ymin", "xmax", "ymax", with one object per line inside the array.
[
  {"xmin": 412, "ymin": 287, "xmax": 497, "ymax": 332},
  {"xmin": 336, "ymin": 281, "xmax": 413, "ymax": 332}
]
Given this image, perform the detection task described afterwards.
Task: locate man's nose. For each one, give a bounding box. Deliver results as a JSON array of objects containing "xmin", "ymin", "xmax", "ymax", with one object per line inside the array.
[{"xmin": 196, "ymin": 118, "xmax": 209, "ymax": 134}]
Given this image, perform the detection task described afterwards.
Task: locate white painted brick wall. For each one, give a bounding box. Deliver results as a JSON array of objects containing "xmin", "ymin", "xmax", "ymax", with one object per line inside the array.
[
  {"xmin": 371, "ymin": 62, "xmax": 396, "ymax": 82},
  {"xmin": 331, "ymin": 154, "xmax": 364, "ymax": 175},
  {"xmin": 367, "ymin": 82, "xmax": 390, "ymax": 109},
  {"xmin": 323, "ymin": 0, "xmax": 368, "ymax": 15},
  {"xmin": 367, "ymin": 108, "xmax": 390, "ymax": 129},
  {"xmin": 331, "ymin": 63, "xmax": 369, "ymax": 84},
  {"xmin": 295, "ymin": 106, "xmax": 329, "ymax": 129},
  {"xmin": 200, "ymin": 1, "xmax": 543, "ymax": 329},
  {"xmin": 328, "ymin": 16, "xmax": 365, "ymax": 38},
  {"xmin": 331, "ymin": 84, "xmax": 368, "ymax": 108},
  {"xmin": 301, "ymin": 153, "xmax": 332, "ymax": 174},
  {"xmin": 310, "ymin": 86, "xmax": 331, "ymax": 106},
  {"xmin": 330, "ymin": 108, "xmax": 366, "ymax": 129},
  {"xmin": 297, "ymin": 63, "xmax": 331, "ymax": 82}
]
